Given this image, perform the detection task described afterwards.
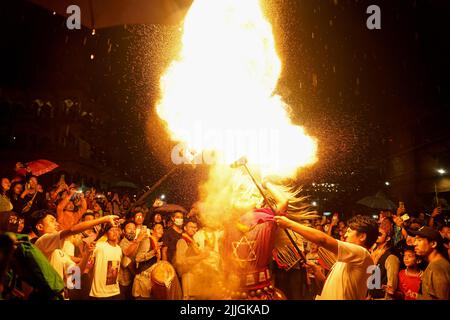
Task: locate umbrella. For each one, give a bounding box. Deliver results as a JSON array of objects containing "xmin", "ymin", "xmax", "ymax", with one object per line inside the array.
[
  {"xmin": 29, "ymin": 0, "xmax": 193, "ymax": 29},
  {"xmin": 357, "ymin": 191, "xmax": 397, "ymax": 211},
  {"xmin": 154, "ymin": 204, "xmax": 187, "ymax": 215},
  {"xmin": 26, "ymin": 159, "xmax": 59, "ymax": 176},
  {"xmin": 113, "ymin": 181, "xmax": 139, "ymax": 189}
]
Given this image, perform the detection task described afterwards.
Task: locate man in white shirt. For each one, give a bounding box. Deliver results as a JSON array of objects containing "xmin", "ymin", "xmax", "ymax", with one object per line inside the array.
[
  {"xmin": 275, "ymin": 214, "xmax": 378, "ymax": 300},
  {"xmin": 30, "ymin": 209, "xmax": 119, "ymax": 282},
  {"xmin": 89, "ymin": 224, "xmax": 123, "ymax": 299}
]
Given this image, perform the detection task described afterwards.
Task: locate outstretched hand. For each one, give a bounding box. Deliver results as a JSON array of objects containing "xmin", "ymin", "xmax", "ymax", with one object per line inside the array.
[
  {"xmin": 103, "ymin": 215, "xmax": 120, "ymax": 226},
  {"xmin": 274, "ymin": 215, "xmax": 292, "ymax": 229}
]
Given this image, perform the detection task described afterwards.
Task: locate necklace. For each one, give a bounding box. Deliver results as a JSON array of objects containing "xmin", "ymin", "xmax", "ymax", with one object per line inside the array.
[{"xmin": 405, "ymin": 268, "xmax": 422, "ymax": 278}]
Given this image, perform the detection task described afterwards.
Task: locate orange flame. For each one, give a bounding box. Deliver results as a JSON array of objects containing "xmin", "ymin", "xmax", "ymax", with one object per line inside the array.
[{"xmin": 157, "ymin": 0, "xmax": 317, "ymax": 178}]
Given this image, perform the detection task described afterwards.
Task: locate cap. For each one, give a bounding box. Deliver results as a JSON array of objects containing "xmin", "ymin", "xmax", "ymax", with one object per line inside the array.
[{"xmin": 408, "ymin": 226, "xmax": 443, "ymax": 243}]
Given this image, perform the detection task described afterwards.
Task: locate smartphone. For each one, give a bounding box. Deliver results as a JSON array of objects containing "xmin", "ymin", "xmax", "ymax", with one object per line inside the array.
[
  {"xmin": 401, "ymin": 214, "xmax": 410, "ymax": 222},
  {"xmin": 323, "ymin": 212, "xmax": 332, "ymax": 216}
]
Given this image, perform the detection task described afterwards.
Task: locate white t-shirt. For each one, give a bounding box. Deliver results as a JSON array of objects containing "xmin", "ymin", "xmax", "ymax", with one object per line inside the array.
[
  {"xmin": 35, "ymin": 232, "xmax": 75, "ymax": 280},
  {"xmin": 316, "ymin": 240, "xmax": 374, "ymax": 300},
  {"xmin": 89, "ymin": 241, "xmax": 122, "ymax": 298}
]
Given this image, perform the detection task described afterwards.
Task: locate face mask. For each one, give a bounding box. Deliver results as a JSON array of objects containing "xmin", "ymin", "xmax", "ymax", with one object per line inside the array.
[
  {"xmin": 125, "ymin": 232, "xmax": 136, "ymax": 241},
  {"xmin": 174, "ymin": 218, "xmax": 184, "ymax": 227}
]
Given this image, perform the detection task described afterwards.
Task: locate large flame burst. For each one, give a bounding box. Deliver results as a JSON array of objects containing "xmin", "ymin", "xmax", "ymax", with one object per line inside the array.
[{"xmin": 157, "ymin": 0, "xmax": 317, "ymax": 178}]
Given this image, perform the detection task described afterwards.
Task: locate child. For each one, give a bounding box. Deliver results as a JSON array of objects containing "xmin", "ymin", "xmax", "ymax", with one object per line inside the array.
[{"xmin": 395, "ymin": 246, "xmax": 422, "ymax": 300}]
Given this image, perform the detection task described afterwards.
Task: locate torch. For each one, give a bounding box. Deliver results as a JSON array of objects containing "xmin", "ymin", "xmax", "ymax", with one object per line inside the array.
[
  {"xmin": 127, "ymin": 148, "xmax": 198, "ymax": 215},
  {"xmin": 230, "ymin": 156, "xmax": 307, "ymax": 263}
]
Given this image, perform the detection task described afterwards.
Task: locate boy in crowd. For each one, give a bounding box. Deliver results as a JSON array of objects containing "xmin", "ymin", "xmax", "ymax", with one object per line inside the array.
[
  {"xmin": 89, "ymin": 224, "xmax": 123, "ymax": 300},
  {"xmin": 30, "ymin": 209, "xmax": 119, "ymax": 281}
]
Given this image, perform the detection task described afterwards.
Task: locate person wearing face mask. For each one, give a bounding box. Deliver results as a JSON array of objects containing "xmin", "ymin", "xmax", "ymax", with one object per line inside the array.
[
  {"xmin": 118, "ymin": 220, "xmax": 147, "ymax": 299},
  {"xmin": 161, "ymin": 211, "xmax": 185, "ymax": 264}
]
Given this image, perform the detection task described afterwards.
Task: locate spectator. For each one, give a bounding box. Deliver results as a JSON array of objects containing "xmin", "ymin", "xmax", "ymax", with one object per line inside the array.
[
  {"xmin": 275, "ymin": 214, "xmax": 378, "ymax": 300},
  {"xmin": 0, "ymin": 211, "xmax": 22, "ymax": 233},
  {"xmin": 369, "ymin": 218, "xmax": 401, "ymax": 299},
  {"xmin": 111, "ymin": 193, "xmax": 121, "ymax": 216},
  {"xmin": 411, "ymin": 226, "xmax": 450, "ymax": 300},
  {"xmin": 9, "ymin": 181, "xmax": 24, "ymax": 213},
  {"xmin": 395, "ymin": 246, "xmax": 422, "ymax": 300},
  {"xmin": 30, "ymin": 209, "xmax": 118, "ymax": 282},
  {"xmin": 118, "ymin": 220, "xmax": 147, "ymax": 299},
  {"xmin": 89, "ymin": 225, "xmax": 123, "ymax": 300},
  {"xmin": 0, "ymin": 178, "xmax": 13, "ymax": 212},
  {"xmin": 80, "ymin": 210, "xmax": 101, "ymax": 238},
  {"xmin": 121, "ymin": 195, "xmax": 131, "ymax": 213},
  {"xmin": 132, "ymin": 211, "xmax": 150, "ymax": 238},
  {"xmin": 133, "ymin": 223, "xmax": 166, "ymax": 299},
  {"xmin": 327, "ymin": 213, "xmax": 340, "ymax": 239},
  {"xmin": 305, "ymin": 242, "xmax": 325, "ymax": 298},
  {"xmin": 146, "ymin": 212, "xmax": 166, "ymax": 229},
  {"xmin": 20, "ymin": 176, "xmax": 47, "ymax": 219},
  {"xmin": 438, "ymin": 224, "xmax": 450, "ymax": 241},
  {"xmin": 161, "ymin": 211, "xmax": 184, "ymax": 263},
  {"xmin": 92, "ymin": 200, "xmax": 104, "ymax": 218},
  {"xmin": 417, "ymin": 212, "xmax": 427, "ymax": 226},
  {"xmin": 174, "ymin": 219, "xmax": 210, "ymax": 300},
  {"xmin": 11, "ymin": 162, "xmax": 30, "ymax": 183},
  {"xmin": 57, "ymin": 186, "xmax": 87, "ymax": 230}
]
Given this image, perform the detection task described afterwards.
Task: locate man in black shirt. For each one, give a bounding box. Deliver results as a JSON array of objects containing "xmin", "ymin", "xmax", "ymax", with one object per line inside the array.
[{"xmin": 162, "ymin": 211, "xmax": 184, "ymax": 263}]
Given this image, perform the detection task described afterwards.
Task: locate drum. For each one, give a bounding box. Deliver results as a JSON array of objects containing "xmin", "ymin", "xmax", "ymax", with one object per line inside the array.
[{"xmin": 150, "ymin": 261, "xmax": 179, "ymax": 300}]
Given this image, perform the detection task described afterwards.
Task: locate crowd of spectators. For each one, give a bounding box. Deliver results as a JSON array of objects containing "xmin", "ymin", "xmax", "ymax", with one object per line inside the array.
[{"xmin": 0, "ymin": 164, "xmax": 449, "ymax": 300}]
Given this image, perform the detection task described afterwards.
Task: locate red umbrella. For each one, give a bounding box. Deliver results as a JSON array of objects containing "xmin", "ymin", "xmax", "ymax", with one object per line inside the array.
[
  {"xmin": 27, "ymin": 159, "xmax": 59, "ymax": 176},
  {"xmin": 29, "ymin": 0, "xmax": 193, "ymax": 29}
]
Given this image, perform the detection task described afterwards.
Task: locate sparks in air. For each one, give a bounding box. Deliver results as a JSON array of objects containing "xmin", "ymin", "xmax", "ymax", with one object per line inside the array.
[{"xmin": 156, "ymin": 0, "xmax": 317, "ymax": 178}]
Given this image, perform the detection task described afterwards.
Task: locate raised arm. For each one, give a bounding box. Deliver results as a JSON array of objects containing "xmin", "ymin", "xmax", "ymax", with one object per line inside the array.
[
  {"xmin": 135, "ymin": 238, "xmax": 155, "ymax": 263},
  {"xmin": 60, "ymin": 215, "xmax": 119, "ymax": 240},
  {"xmin": 73, "ymin": 194, "xmax": 87, "ymax": 224},
  {"xmin": 275, "ymin": 216, "xmax": 338, "ymax": 255},
  {"xmin": 57, "ymin": 189, "xmax": 75, "ymax": 219},
  {"xmin": 123, "ymin": 231, "xmax": 148, "ymax": 258}
]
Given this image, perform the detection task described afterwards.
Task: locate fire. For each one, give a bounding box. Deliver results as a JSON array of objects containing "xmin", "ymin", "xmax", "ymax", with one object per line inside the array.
[{"xmin": 156, "ymin": 0, "xmax": 317, "ymax": 178}]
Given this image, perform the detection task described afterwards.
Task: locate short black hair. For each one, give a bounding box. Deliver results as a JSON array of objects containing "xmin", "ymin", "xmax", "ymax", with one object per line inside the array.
[
  {"xmin": 403, "ymin": 245, "xmax": 416, "ymax": 253},
  {"xmin": 347, "ymin": 215, "xmax": 379, "ymax": 249},
  {"xmin": 29, "ymin": 209, "xmax": 56, "ymax": 235},
  {"xmin": 152, "ymin": 222, "xmax": 164, "ymax": 230},
  {"xmin": 122, "ymin": 220, "xmax": 136, "ymax": 230},
  {"xmin": 27, "ymin": 175, "xmax": 38, "ymax": 182},
  {"xmin": 172, "ymin": 211, "xmax": 184, "ymax": 218},
  {"xmin": 82, "ymin": 211, "xmax": 95, "ymax": 220},
  {"xmin": 183, "ymin": 218, "xmax": 199, "ymax": 229},
  {"xmin": 131, "ymin": 211, "xmax": 143, "ymax": 219}
]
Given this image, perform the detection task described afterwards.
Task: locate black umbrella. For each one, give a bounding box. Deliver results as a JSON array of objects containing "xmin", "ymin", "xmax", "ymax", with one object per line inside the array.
[
  {"xmin": 357, "ymin": 191, "xmax": 397, "ymax": 211},
  {"xmin": 154, "ymin": 204, "xmax": 187, "ymax": 215}
]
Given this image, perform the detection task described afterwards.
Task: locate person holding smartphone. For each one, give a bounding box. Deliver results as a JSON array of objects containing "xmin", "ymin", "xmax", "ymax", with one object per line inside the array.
[{"xmin": 20, "ymin": 176, "xmax": 47, "ymax": 233}]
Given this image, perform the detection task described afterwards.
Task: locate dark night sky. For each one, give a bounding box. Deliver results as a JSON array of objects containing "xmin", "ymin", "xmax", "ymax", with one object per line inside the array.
[{"xmin": 1, "ymin": 0, "xmax": 450, "ymax": 208}]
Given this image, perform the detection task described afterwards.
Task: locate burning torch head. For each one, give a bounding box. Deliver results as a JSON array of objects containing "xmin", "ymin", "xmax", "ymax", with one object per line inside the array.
[{"xmin": 230, "ymin": 156, "xmax": 248, "ymax": 169}]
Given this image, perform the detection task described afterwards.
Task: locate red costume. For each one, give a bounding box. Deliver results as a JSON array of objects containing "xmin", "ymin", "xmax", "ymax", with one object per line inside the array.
[{"xmin": 219, "ymin": 208, "xmax": 285, "ymax": 299}]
